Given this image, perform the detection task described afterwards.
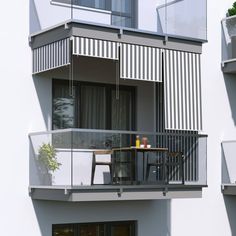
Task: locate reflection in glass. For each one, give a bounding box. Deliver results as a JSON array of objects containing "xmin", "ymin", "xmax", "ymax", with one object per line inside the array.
[
  {"xmin": 112, "ymin": 15, "xmax": 132, "ymax": 27},
  {"xmin": 53, "ymin": 225, "xmax": 74, "ymax": 236},
  {"xmin": 53, "ymin": 84, "xmax": 75, "ymax": 129},
  {"xmin": 79, "ymin": 224, "xmax": 105, "ymax": 236},
  {"xmin": 111, "ymin": 224, "xmax": 132, "ymax": 236},
  {"xmin": 81, "ymin": 85, "xmax": 106, "ymax": 129},
  {"xmin": 112, "ymin": 0, "xmax": 131, "ymax": 13}
]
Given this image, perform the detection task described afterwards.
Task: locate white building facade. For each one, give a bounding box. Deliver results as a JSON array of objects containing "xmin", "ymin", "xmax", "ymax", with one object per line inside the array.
[{"xmin": 1, "ymin": 0, "xmax": 236, "ymax": 235}]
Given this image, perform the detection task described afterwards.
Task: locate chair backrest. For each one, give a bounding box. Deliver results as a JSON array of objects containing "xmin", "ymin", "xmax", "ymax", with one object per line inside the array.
[{"xmin": 93, "ymin": 150, "xmax": 113, "ymax": 163}]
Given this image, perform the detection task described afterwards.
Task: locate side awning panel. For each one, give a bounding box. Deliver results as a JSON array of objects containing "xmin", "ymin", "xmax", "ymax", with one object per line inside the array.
[
  {"xmin": 164, "ymin": 50, "xmax": 202, "ymax": 131},
  {"xmin": 32, "ymin": 38, "xmax": 70, "ymax": 74}
]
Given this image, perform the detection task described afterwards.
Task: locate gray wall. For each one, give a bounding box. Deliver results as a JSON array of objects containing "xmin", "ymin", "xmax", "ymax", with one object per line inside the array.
[{"xmin": 33, "ymin": 200, "xmax": 171, "ymax": 236}]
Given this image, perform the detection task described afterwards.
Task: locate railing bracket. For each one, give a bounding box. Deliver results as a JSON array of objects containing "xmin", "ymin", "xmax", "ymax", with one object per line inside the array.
[
  {"xmin": 28, "ymin": 187, "xmax": 34, "ymax": 196},
  {"xmin": 163, "ymin": 187, "xmax": 168, "ymax": 196},
  {"xmin": 64, "ymin": 188, "xmax": 70, "ymax": 195},
  {"xmin": 117, "ymin": 188, "xmax": 123, "ymax": 197}
]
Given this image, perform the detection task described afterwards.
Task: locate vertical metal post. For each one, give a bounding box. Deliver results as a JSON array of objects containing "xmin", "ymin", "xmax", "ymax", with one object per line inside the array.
[{"xmin": 71, "ymin": 130, "xmax": 73, "ymax": 187}]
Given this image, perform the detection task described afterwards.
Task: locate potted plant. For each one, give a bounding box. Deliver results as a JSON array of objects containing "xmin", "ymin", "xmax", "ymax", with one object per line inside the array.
[
  {"xmin": 228, "ymin": 2, "xmax": 236, "ymax": 16},
  {"xmin": 226, "ymin": 2, "xmax": 236, "ymax": 35},
  {"xmin": 38, "ymin": 143, "xmax": 61, "ymax": 184}
]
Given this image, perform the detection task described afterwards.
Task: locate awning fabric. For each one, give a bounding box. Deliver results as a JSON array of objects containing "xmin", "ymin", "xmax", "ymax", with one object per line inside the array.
[
  {"xmin": 163, "ymin": 49, "xmax": 202, "ymax": 131},
  {"xmin": 32, "ymin": 38, "xmax": 70, "ymax": 74},
  {"xmin": 72, "ymin": 37, "xmax": 119, "ymax": 60},
  {"xmin": 120, "ymin": 43, "xmax": 162, "ymax": 82},
  {"xmin": 32, "ymin": 36, "xmax": 203, "ymax": 131}
]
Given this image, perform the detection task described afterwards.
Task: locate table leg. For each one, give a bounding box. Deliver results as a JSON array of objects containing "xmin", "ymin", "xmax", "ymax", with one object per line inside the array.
[
  {"xmin": 143, "ymin": 152, "xmax": 145, "ymax": 182},
  {"xmin": 135, "ymin": 149, "xmax": 137, "ymax": 183}
]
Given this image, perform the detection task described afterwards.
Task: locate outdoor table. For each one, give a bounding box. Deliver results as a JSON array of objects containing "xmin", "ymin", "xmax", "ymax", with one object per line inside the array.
[{"xmin": 112, "ymin": 147, "xmax": 168, "ymax": 183}]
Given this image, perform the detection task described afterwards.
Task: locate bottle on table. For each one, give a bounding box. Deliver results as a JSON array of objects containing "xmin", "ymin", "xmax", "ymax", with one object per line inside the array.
[{"xmin": 136, "ymin": 135, "xmax": 140, "ymax": 148}]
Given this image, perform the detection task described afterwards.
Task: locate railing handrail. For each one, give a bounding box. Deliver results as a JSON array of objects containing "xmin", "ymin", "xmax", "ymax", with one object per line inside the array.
[{"xmin": 29, "ymin": 128, "xmax": 208, "ymax": 138}]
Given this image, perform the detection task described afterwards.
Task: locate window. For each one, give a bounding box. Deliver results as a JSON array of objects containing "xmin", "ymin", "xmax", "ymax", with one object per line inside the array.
[
  {"xmin": 53, "ymin": 0, "xmax": 136, "ymax": 28},
  {"xmin": 52, "ymin": 221, "xmax": 136, "ymax": 236},
  {"xmin": 111, "ymin": 0, "xmax": 135, "ymax": 28},
  {"xmin": 52, "ymin": 80, "xmax": 136, "ymax": 131}
]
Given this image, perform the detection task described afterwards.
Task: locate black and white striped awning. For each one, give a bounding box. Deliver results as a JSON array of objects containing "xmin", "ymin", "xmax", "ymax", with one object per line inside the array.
[
  {"xmin": 164, "ymin": 50, "xmax": 202, "ymax": 131},
  {"xmin": 32, "ymin": 37, "xmax": 202, "ymax": 131},
  {"xmin": 32, "ymin": 38, "xmax": 70, "ymax": 74},
  {"xmin": 72, "ymin": 37, "xmax": 119, "ymax": 60},
  {"xmin": 120, "ymin": 43, "xmax": 162, "ymax": 82},
  {"xmin": 32, "ymin": 36, "xmax": 162, "ymax": 82}
]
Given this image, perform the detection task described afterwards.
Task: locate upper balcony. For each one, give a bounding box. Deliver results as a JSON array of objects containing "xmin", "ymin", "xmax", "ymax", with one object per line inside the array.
[
  {"xmin": 221, "ymin": 16, "xmax": 236, "ymax": 73},
  {"xmin": 29, "ymin": 129, "xmax": 207, "ymax": 201},
  {"xmin": 30, "ymin": 0, "xmax": 207, "ymax": 42},
  {"xmin": 222, "ymin": 141, "xmax": 236, "ymax": 195}
]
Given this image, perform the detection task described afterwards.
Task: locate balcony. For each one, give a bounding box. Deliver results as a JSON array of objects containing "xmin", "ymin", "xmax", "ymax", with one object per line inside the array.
[
  {"xmin": 222, "ymin": 16, "xmax": 236, "ymax": 73},
  {"xmin": 222, "ymin": 141, "xmax": 236, "ymax": 195},
  {"xmin": 30, "ymin": 0, "xmax": 207, "ymax": 41},
  {"xmin": 29, "ymin": 129, "xmax": 207, "ymax": 201}
]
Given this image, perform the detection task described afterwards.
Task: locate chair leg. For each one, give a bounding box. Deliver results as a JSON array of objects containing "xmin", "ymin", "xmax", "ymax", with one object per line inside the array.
[
  {"xmin": 181, "ymin": 154, "xmax": 185, "ymax": 185},
  {"xmin": 91, "ymin": 154, "xmax": 96, "ymax": 185},
  {"xmin": 109, "ymin": 165, "xmax": 113, "ymax": 184}
]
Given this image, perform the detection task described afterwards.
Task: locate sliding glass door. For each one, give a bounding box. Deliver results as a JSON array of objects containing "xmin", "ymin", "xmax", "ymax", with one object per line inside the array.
[{"xmin": 52, "ymin": 80, "xmax": 135, "ymax": 131}]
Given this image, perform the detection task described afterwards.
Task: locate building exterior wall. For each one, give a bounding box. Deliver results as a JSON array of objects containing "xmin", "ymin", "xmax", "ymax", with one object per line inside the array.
[
  {"xmin": 1, "ymin": 0, "xmax": 236, "ymax": 236},
  {"xmin": 171, "ymin": 0, "xmax": 236, "ymax": 235}
]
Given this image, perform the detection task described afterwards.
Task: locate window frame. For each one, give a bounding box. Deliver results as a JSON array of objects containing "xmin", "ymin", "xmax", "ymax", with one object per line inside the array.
[
  {"xmin": 52, "ymin": 221, "xmax": 137, "ymax": 236},
  {"xmin": 52, "ymin": 79, "xmax": 136, "ymax": 131}
]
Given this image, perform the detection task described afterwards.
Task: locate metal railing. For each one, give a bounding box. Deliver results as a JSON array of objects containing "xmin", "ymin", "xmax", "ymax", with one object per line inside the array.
[
  {"xmin": 29, "ymin": 129, "xmax": 207, "ymax": 188},
  {"xmin": 50, "ymin": 0, "xmax": 207, "ymax": 41}
]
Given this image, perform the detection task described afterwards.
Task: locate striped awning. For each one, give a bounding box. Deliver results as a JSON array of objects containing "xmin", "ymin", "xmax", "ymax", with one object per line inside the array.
[
  {"xmin": 164, "ymin": 49, "xmax": 202, "ymax": 131},
  {"xmin": 120, "ymin": 43, "xmax": 162, "ymax": 82},
  {"xmin": 72, "ymin": 37, "xmax": 119, "ymax": 60},
  {"xmin": 32, "ymin": 38, "xmax": 70, "ymax": 74}
]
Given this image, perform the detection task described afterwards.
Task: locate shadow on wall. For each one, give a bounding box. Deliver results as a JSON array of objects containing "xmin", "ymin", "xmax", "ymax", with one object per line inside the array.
[
  {"xmin": 224, "ymin": 195, "xmax": 236, "ymax": 235},
  {"xmin": 33, "ymin": 75, "xmax": 53, "ymax": 130},
  {"xmin": 222, "ymin": 146, "xmax": 230, "ymax": 185},
  {"xmin": 30, "ymin": 0, "xmax": 41, "ymax": 33},
  {"xmin": 32, "ymin": 200, "xmax": 171, "ymax": 236},
  {"xmin": 223, "ymin": 74, "xmax": 236, "ymax": 126}
]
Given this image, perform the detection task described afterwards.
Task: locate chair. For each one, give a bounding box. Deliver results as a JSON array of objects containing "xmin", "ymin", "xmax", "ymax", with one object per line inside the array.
[
  {"xmin": 91, "ymin": 150, "xmax": 113, "ymax": 185},
  {"xmin": 146, "ymin": 151, "xmax": 184, "ymax": 184}
]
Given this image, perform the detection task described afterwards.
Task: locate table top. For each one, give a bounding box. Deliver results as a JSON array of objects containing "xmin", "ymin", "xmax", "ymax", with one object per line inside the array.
[{"xmin": 112, "ymin": 146, "xmax": 168, "ymax": 152}]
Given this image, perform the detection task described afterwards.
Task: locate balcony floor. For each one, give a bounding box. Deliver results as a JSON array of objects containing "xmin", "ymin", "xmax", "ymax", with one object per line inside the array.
[{"xmin": 29, "ymin": 184, "xmax": 206, "ymax": 201}]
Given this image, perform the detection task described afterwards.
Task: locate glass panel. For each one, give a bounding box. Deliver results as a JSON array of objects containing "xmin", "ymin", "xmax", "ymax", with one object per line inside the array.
[
  {"xmin": 53, "ymin": 83, "xmax": 75, "ymax": 129},
  {"xmin": 73, "ymin": 0, "xmax": 106, "ymax": 10},
  {"xmin": 111, "ymin": 90, "xmax": 134, "ymax": 182},
  {"xmin": 112, "ymin": 15, "xmax": 132, "ymax": 27},
  {"xmin": 79, "ymin": 224, "xmax": 105, "ymax": 236},
  {"xmin": 111, "ymin": 224, "xmax": 131, "ymax": 236},
  {"xmin": 81, "ymin": 85, "xmax": 106, "ymax": 129},
  {"xmin": 111, "ymin": 90, "xmax": 132, "ymax": 131},
  {"xmin": 29, "ymin": 130, "xmax": 207, "ymax": 187},
  {"xmin": 112, "ymin": 0, "xmax": 131, "ymax": 14},
  {"xmin": 53, "ymin": 225, "xmax": 74, "ymax": 236},
  {"xmin": 156, "ymin": 0, "xmax": 207, "ymax": 40}
]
